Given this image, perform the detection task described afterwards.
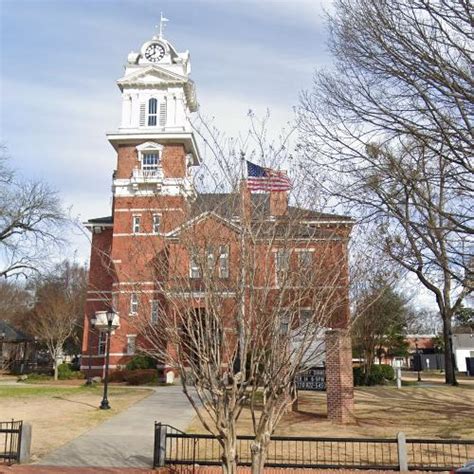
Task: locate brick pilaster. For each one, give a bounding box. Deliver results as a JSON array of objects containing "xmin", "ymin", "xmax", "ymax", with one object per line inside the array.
[{"xmin": 325, "ymin": 329, "xmax": 354, "ymax": 424}]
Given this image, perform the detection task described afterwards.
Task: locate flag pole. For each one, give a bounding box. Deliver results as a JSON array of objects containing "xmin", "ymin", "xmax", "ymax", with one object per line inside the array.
[{"xmin": 238, "ymin": 152, "xmax": 247, "ymax": 375}]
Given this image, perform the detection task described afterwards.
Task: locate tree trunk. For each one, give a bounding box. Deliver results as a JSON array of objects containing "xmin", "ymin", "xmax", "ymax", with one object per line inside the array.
[
  {"xmin": 53, "ymin": 357, "xmax": 59, "ymax": 381},
  {"xmin": 441, "ymin": 314, "xmax": 457, "ymax": 386},
  {"xmin": 221, "ymin": 438, "xmax": 238, "ymax": 474},
  {"xmin": 251, "ymin": 435, "xmax": 270, "ymax": 474}
]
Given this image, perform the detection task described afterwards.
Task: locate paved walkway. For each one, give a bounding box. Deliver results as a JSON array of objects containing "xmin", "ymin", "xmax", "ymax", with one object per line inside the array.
[{"xmin": 37, "ymin": 385, "xmax": 196, "ymax": 468}]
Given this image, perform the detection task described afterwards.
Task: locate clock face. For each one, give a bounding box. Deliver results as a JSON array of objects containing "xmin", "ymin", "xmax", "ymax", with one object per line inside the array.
[{"xmin": 145, "ymin": 43, "xmax": 165, "ymax": 62}]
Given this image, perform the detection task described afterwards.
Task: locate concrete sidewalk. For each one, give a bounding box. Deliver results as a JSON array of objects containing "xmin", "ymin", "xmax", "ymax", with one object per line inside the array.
[{"xmin": 37, "ymin": 385, "xmax": 196, "ymax": 468}]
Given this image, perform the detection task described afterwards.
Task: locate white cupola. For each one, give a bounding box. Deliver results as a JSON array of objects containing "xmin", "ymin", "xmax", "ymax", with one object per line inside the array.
[
  {"xmin": 106, "ymin": 15, "xmax": 201, "ymax": 168},
  {"xmin": 115, "ymin": 16, "xmax": 198, "ymax": 132}
]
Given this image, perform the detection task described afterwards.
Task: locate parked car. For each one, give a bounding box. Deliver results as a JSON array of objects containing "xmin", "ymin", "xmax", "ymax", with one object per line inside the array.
[{"xmin": 455, "ymin": 460, "xmax": 474, "ymax": 473}]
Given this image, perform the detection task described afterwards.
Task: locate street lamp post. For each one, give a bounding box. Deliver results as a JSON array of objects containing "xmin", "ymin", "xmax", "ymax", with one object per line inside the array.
[
  {"xmin": 414, "ymin": 338, "xmax": 421, "ymax": 382},
  {"xmin": 100, "ymin": 309, "xmax": 116, "ymax": 410},
  {"xmin": 86, "ymin": 317, "xmax": 97, "ymax": 386},
  {"xmin": 0, "ymin": 331, "xmax": 6, "ymax": 371}
]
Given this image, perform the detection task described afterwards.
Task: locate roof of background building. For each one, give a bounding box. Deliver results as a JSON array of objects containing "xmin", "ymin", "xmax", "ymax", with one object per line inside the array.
[
  {"xmin": 87, "ymin": 194, "xmax": 354, "ymax": 231},
  {"xmin": 191, "ymin": 193, "xmax": 353, "ymax": 222},
  {"xmin": 0, "ymin": 320, "xmax": 31, "ymax": 342},
  {"xmin": 453, "ymin": 333, "xmax": 474, "ymax": 349}
]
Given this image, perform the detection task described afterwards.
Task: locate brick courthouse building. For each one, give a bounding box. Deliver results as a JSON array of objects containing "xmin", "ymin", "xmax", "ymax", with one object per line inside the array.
[{"xmin": 81, "ymin": 29, "xmax": 354, "ymax": 422}]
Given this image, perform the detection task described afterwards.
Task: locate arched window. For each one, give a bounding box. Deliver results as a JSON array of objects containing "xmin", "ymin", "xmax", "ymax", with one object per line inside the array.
[{"xmin": 148, "ymin": 98, "xmax": 158, "ymax": 126}]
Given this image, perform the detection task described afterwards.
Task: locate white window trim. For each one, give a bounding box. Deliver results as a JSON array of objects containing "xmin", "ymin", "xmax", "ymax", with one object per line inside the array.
[
  {"xmin": 147, "ymin": 98, "xmax": 158, "ymax": 126},
  {"xmin": 136, "ymin": 142, "xmax": 163, "ymax": 167},
  {"xmin": 132, "ymin": 214, "xmax": 141, "ymax": 234},
  {"xmin": 98, "ymin": 332, "xmax": 107, "ymax": 355},
  {"xmin": 130, "ymin": 293, "xmax": 139, "ymax": 316}
]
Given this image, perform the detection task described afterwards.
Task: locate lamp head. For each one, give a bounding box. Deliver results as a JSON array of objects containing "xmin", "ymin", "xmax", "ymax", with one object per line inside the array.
[
  {"xmin": 106, "ymin": 309, "xmax": 116, "ymax": 325},
  {"xmin": 0, "ymin": 331, "xmax": 5, "ymax": 339}
]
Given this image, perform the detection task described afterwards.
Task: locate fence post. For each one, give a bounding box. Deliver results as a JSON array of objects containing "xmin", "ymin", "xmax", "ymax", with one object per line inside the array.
[
  {"xmin": 397, "ymin": 432, "xmax": 408, "ymax": 472},
  {"xmin": 19, "ymin": 423, "xmax": 32, "ymax": 463},
  {"xmin": 154, "ymin": 422, "xmax": 167, "ymax": 468}
]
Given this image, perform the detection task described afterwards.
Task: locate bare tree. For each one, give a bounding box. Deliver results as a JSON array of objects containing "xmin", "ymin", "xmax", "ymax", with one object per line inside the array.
[
  {"xmin": 119, "ymin": 116, "xmax": 354, "ymax": 474},
  {"xmin": 0, "ymin": 149, "xmax": 67, "ymax": 279},
  {"xmin": 298, "ymin": 0, "xmax": 473, "ymax": 385},
  {"xmin": 28, "ymin": 261, "xmax": 87, "ymax": 379}
]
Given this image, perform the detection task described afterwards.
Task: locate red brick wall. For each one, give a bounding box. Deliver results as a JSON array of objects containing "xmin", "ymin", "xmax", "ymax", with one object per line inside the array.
[
  {"xmin": 114, "ymin": 143, "xmax": 187, "ymax": 180},
  {"xmin": 325, "ymin": 329, "xmax": 354, "ymax": 424},
  {"xmin": 270, "ymin": 191, "xmax": 288, "ymax": 216},
  {"xmin": 82, "ymin": 140, "xmax": 354, "ymax": 417}
]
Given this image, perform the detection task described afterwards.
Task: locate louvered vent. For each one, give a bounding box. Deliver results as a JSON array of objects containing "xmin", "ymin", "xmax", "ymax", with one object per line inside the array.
[
  {"xmin": 159, "ymin": 99, "xmax": 167, "ymax": 127},
  {"xmin": 139, "ymin": 103, "xmax": 146, "ymax": 127}
]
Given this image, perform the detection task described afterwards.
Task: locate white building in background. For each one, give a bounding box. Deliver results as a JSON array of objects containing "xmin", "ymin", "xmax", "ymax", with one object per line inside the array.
[{"xmin": 452, "ymin": 333, "xmax": 474, "ymax": 373}]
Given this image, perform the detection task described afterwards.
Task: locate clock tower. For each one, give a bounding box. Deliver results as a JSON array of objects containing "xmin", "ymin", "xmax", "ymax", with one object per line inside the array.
[{"xmin": 82, "ymin": 24, "xmax": 202, "ymax": 375}]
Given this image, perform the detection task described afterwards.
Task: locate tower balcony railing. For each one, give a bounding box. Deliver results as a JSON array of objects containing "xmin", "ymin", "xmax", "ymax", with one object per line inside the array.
[{"xmin": 131, "ymin": 167, "xmax": 164, "ymax": 182}]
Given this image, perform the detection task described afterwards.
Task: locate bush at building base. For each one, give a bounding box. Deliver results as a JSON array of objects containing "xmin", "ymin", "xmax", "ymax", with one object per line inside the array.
[
  {"xmin": 353, "ymin": 364, "xmax": 395, "ymax": 386},
  {"xmin": 125, "ymin": 355, "xmax": 157, "ymax": 371},
  {"xmin": 109, "ymin": 368, "xmax": 158, "ymax": 385},
  {"xmin": 58, "ymin": 362, "xmax": 85, "ymax": 380}
]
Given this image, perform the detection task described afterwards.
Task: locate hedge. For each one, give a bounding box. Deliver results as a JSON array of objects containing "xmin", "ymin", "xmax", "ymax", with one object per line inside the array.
[
  {"xmin": 109, "ymin": 369, "xmax": 158, "ymax": 385},
  {"xmin": 58, "ymin": 363, "xmax": 85, "ymax": 380},
  {"xmin": 353, "ymin": 364, "xmax": 395, "ymax": 386},
  {"xmin": 125, "ymin": 355, "xmax": 157, "ymax": 371}
]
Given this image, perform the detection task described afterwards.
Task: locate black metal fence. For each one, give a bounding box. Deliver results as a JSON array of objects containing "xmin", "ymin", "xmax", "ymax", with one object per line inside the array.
[
  {"xmin": 153, "ymin": 423, "xmax": 474, "ymax": 471},
  {"xmin": 407, "ymin": 439, "xmax": 474, "ymax": 471},
  {"xmin": 0, "ymin": 420, "xmax": 22, "ymax": 464}
]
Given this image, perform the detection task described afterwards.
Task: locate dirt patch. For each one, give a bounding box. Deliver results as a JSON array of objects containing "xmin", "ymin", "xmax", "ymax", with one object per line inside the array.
[
  {"xmin": 187, "ymin": 384, "xmax": 474, "ymax": 439},
  {"xmin": 0, "ymin": 384, "xmax": 152, "ymax": 462}
]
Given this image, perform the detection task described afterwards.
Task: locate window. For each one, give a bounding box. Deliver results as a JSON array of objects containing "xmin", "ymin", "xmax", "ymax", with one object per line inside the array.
[
  {"xmin": 148, "ymin": 98, "xmax": 157, "ymax": 126},
  {"xmin": 152, "ymin": 214, "xmax": 161, "ymax": 234},
  {"xmin": 219, "ymin": 245, "xmax": 229, "ymax": 278},
  {"xmin": 299, "ymin": 250, "xmax": 312, "ymax": 270},
  {"xmin": 300, "ymin": 309, "xmax": 313, "ymax": 327},
  {"xmin": 206, "ymin": 246, "xmax": 215, "ymax": 273},
  {"xmin": 132, "ymin": 215, "xmax": 141, "ymax": 234},
  {"xmin": 190, "ymin": 251, "xmax": 201, "ymax": 279},
  {"xmin": 279, "ymin": 311, "xmax": 290, "ymax": 334},
  {"xmin": 151, "ymin": 300, "xmax": 159, "ymax": 323},
  {"xmin": 98, "ymin": 332, "xmax": 107, "ymax": 355},
  {"xmin": 126, "ymin": 335, "xmax": 136, "ymax": 355},
  {"xmin": 130, "ymin": 293, "xmax": 138, "ymax": 315},
  {"xmin": 142, "ymin": 153, "xmax": 159, "ymax": 172},
  {"xmin": 275, "ymin": 249, "xmax": 290, "ymax": 285}
]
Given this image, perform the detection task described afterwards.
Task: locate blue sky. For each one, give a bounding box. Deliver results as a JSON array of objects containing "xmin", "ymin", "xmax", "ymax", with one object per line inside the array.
[
  {"xmin": 0, "ymin": 0, "xmax": 439, "ymax": 311},
  {"xmin": 1, "ymin": 0, "xmax": 332, "ymax": 260}
]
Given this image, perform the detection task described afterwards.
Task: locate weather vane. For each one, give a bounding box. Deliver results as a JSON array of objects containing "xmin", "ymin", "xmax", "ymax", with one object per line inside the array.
[{"xmin": 155, "ymin": 12, "xmax": 170, "ymax": 39}]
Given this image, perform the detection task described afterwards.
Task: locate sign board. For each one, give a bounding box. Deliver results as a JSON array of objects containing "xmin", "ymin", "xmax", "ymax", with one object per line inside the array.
[
  {"xmin": 295, "ymin": 367, "xmax": 326, "ymax": 391},
  {"xmin": 393, "ymin": 358, "xmax": 404, "ymax": 368}
]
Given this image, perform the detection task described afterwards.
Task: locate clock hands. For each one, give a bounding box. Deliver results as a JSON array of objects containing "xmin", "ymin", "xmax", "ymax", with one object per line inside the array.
[{"xmin": 145, "ymin": 43, "xmax": 165, "ymax": 62}]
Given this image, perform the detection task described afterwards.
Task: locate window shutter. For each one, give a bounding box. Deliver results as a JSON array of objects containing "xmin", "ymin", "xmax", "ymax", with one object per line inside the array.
[
  {"xmin": 159, "ymin": 99, "xmax": 167, "ymax": 126},
  {"xmin": 139, "ymin": 102, "xmax": 146, "ymax": 127}
]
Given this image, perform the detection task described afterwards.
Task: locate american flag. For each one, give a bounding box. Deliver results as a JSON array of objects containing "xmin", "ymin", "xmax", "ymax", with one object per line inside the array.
[{"xmin": 246, "ymin": 160, "xmax": 292, "ymax": 192}]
